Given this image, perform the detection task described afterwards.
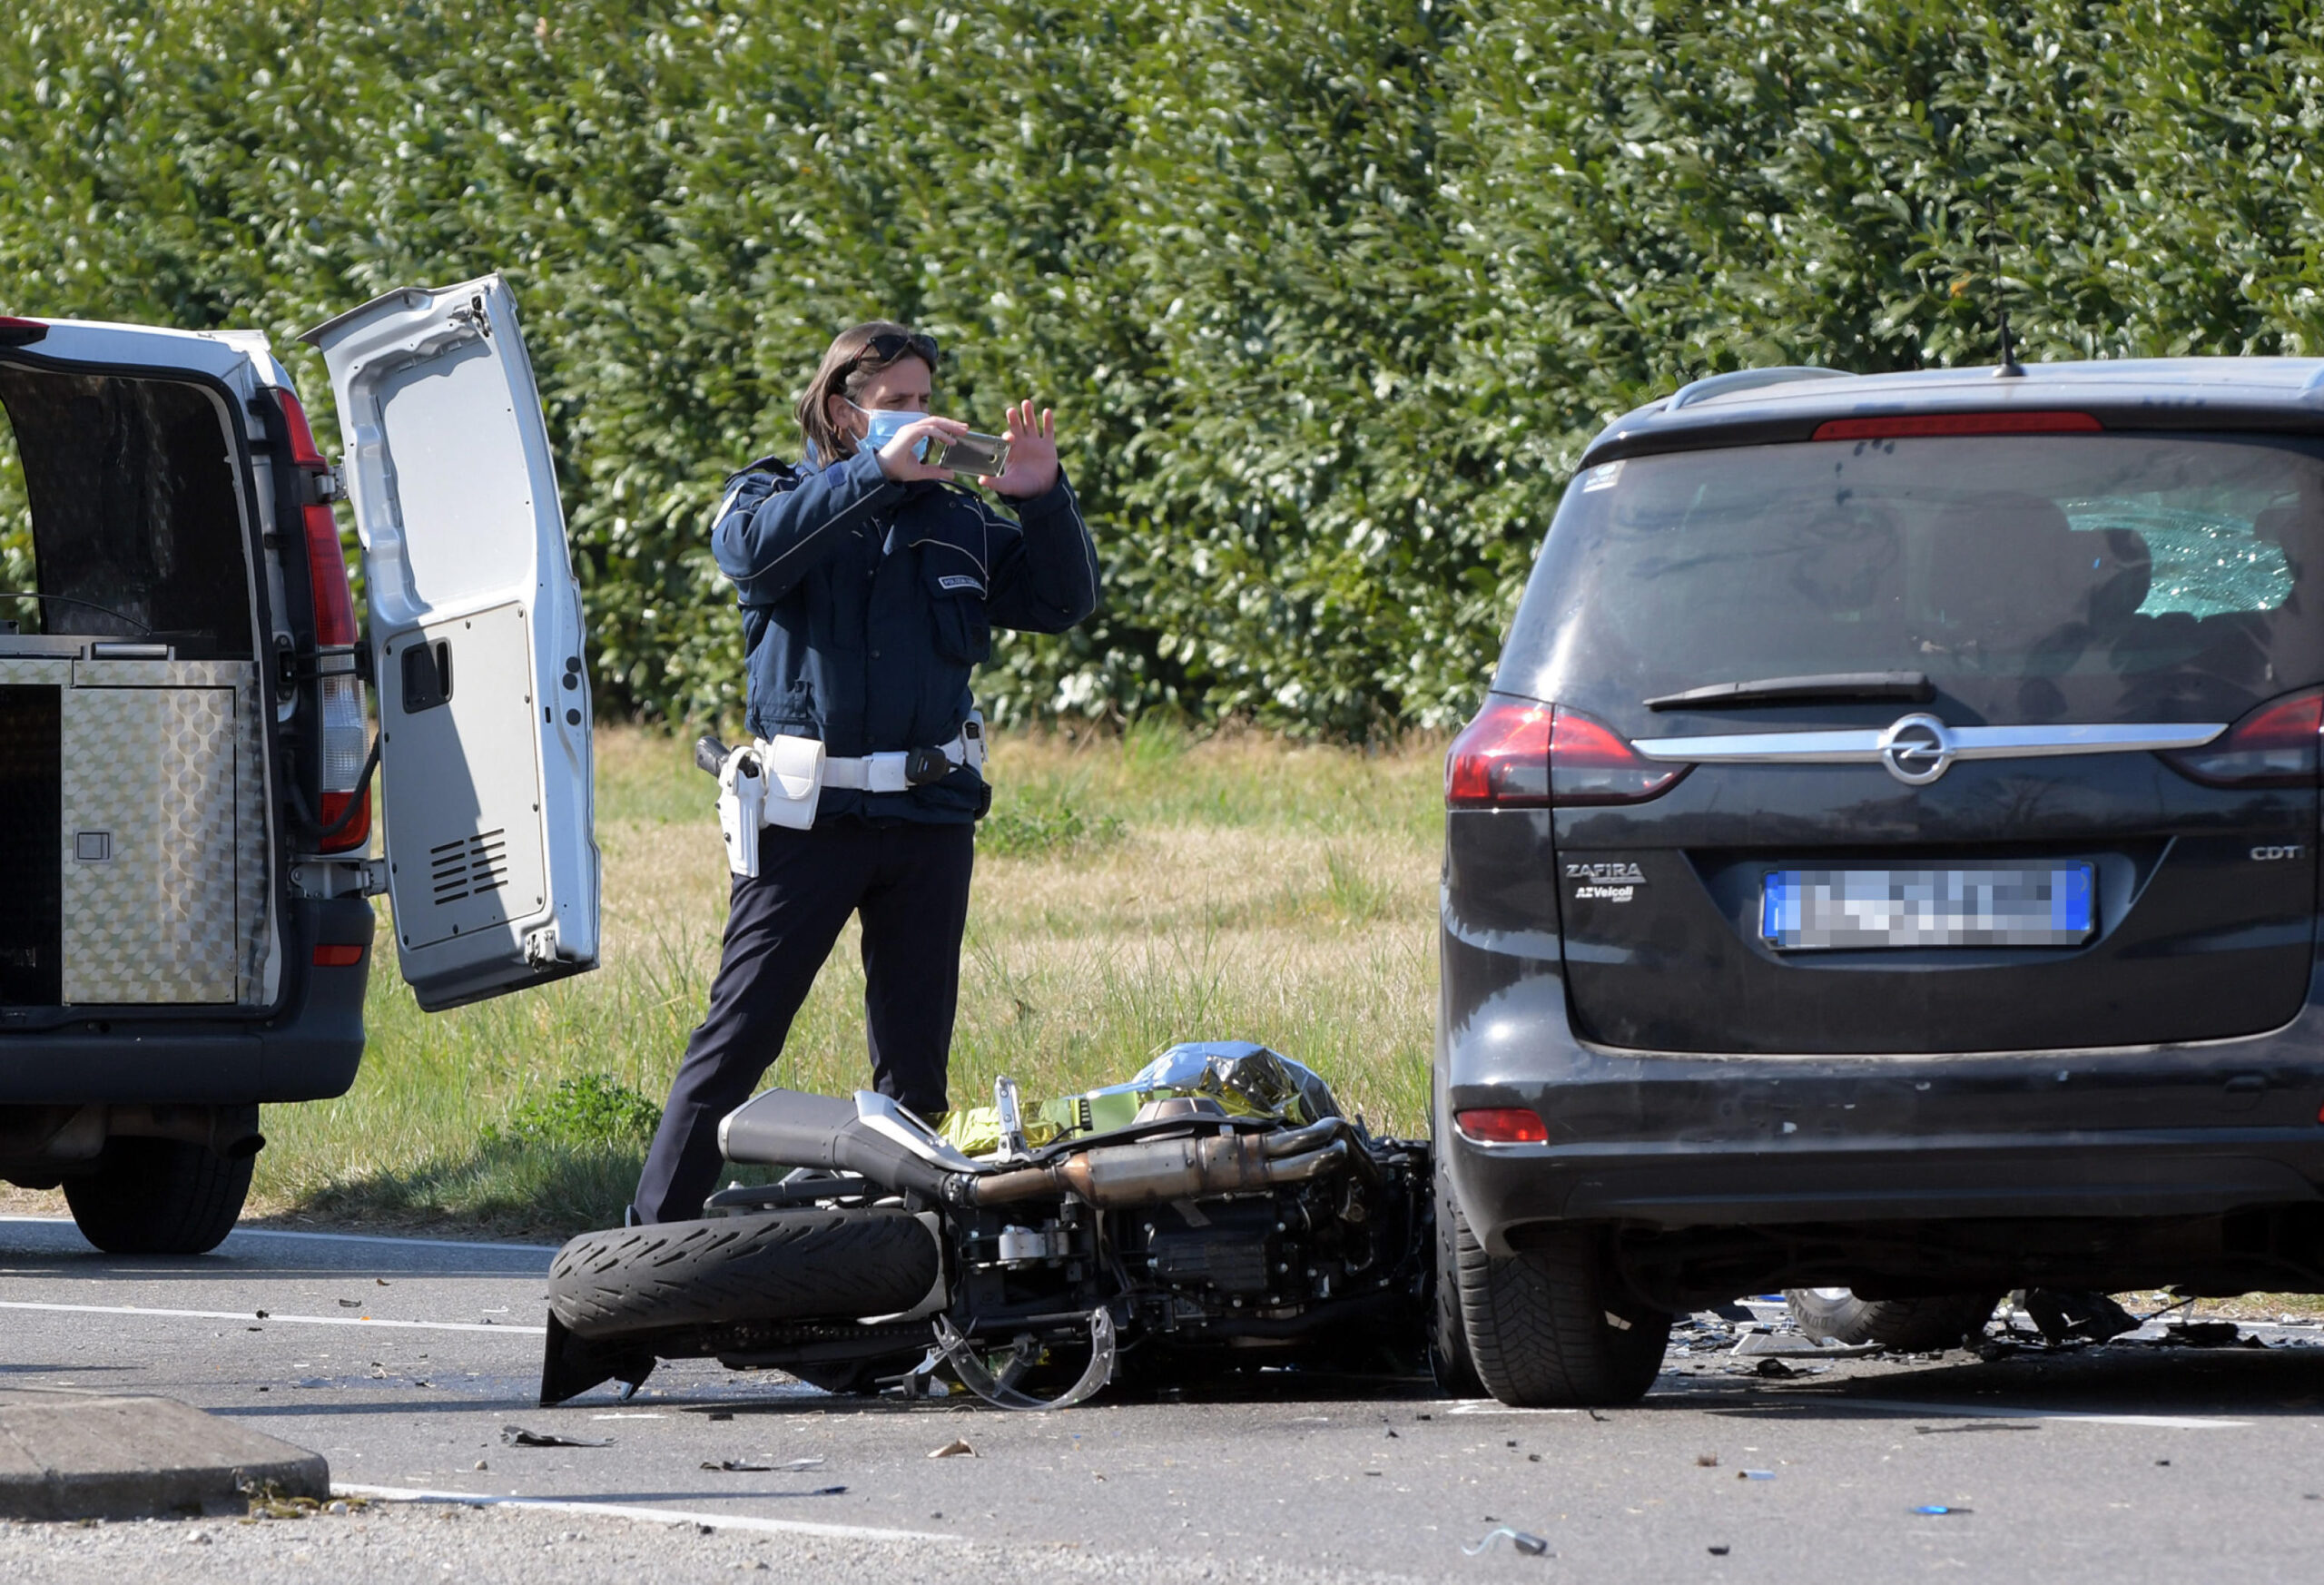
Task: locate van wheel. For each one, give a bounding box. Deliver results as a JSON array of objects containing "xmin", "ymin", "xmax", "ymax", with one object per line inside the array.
[
  {"xmin": 1455, "ymin": 1217, "xmax": 1671, "ymax": 1407},
  {"xmin": 1784, "ymin": 1288, "xmax": 1998, "ymax": 1351},
  {"xmin": 1429, "ymin": 1153, "xmax": 1484, "ymax": 1396},
  {"xmin": 64, "ymin": 1138, "xmax": 252, "ymax": 1255}
]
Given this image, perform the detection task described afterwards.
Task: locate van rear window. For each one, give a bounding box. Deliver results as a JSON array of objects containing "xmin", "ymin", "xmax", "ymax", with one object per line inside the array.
[
  {"xmin": 0, "ymin": 362, "xmax": 253, "ymax": 659},
  {"xmin": 1496, "ymin": 435, "xmax": 2324, "ymax": 726}
]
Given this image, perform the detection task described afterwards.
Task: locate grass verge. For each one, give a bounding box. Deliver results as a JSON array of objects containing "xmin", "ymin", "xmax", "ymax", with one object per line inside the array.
[{"xmin": 245, "ymin": 724, "xmax": 1443, "ymax": 1240}]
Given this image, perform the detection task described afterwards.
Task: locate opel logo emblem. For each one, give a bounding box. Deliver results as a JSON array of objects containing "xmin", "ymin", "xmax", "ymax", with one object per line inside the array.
[{"xmin": 1878, "ymin": 713, "xmax": 1955, "ymax": 785}]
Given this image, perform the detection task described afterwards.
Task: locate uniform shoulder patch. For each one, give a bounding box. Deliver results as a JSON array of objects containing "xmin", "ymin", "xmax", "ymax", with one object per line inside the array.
[{"xmin": 937, "ymin": 574, "xmax": 986, "ymax": 595}]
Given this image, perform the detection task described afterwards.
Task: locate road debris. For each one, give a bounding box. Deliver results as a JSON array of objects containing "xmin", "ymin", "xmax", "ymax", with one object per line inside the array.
[
  {"xmin": 702, "ymin": 1458, "xmax": 827, "ymax": 1472},
  {"xmin": 1462, "ymin": 1527, "xmax": 1551, "ymax": 1557},
  {"xmin": 2023, "ymin": 1290, "xmax": 2140, "ymax": 1344},
  {"xmin": 929, "ymin": 1438, "xmax": 978, "ymax": 1459},
  {"xmin": 1738, "ymin": 1470, "xmax": 1775, "ymax": 1481},
  {"xmin": 1696, "ymin": 1452, "xmax": 1719, "ymax": 1467},
  {"xmin": 502, "ymin": 1425, "xmax": 613, "ymax": 1448},
  {"xmin": 1911, "ymin": 1504, "xmax": 1972, "ymax": 1516},
  {"xmin": 1708, "ymin": 1544, "xmax": 1731, "ymax": 1556}
]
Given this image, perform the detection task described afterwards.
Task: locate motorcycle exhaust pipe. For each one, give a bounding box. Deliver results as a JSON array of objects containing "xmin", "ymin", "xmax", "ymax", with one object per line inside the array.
[{"xmin": 968, "ymin": 1133, "xmax": 1351, "ymax": 1209}]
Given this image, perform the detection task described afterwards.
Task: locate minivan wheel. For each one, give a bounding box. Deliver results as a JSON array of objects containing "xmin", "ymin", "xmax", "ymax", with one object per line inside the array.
[
  {"xmin": 1456, "ymin": 1218, "xmax": 1671, "ymax": 1407},
  {"xmin": 1429, "ymin": 1151, "xmax": 1484, "ymax": 1397},
  {"xmin": 64, "ymin": 1137, "xmax": 253, "ymax": 1255},
  {"xmin": 1784, "ymin": 1287, "xmax": 1998, "ymax": 1352}
]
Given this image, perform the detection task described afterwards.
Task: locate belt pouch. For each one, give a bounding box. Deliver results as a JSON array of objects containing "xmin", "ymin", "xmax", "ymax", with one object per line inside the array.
[{"xmin": 761, "ymin": 733, "xmax": 827, "ymax": 831}]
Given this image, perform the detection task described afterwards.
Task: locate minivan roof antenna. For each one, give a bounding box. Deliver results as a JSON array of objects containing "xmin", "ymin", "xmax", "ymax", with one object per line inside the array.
[{"xmin": 1986, "ymin": 195, "xmax": 2024, "ymax": 379}]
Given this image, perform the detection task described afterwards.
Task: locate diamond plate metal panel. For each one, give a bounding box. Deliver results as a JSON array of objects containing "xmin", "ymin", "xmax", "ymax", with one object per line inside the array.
[{"xmin": 59, "ymin": 662, "xmax": 265, "ymax": 1005}]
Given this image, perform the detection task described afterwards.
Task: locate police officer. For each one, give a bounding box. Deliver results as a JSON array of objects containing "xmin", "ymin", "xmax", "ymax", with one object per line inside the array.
[{"xmin": 631, "ymin": 321, "xmax": 1098, "ymax": 1224}]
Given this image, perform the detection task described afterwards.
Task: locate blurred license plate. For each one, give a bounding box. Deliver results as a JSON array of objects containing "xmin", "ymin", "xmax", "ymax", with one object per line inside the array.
[{"xmin": 1761, "ymin": 864, "xmax": 2094, "ymax": 950}]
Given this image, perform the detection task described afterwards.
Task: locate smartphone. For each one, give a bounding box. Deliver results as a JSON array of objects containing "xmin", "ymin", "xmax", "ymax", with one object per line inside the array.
[{"xmin": 924, "ymin": 429, "xmax": 1009, "ymax": 480}]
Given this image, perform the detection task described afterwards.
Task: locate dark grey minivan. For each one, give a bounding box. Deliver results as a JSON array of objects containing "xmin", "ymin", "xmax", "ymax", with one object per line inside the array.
[{"xmin": 1435, "ymin": 359, "xmax": 2324, "ymax": 1404}]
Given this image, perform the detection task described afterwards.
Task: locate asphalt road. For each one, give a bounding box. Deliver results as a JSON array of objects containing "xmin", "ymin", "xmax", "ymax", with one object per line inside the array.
[{"xmin": 3, "ymin": 1215, "xmax": 2323, "ymax": 1581}]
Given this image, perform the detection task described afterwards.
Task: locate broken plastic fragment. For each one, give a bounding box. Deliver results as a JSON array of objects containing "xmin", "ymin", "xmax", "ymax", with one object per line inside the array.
[
  {"xmin": 502, "ymin": 1425, "xmax": 613, "ymax": 1448},
  {"xmin": 1738, "ymin": 1470, "xmax": 1775, "ymax": 1481},
  {"xmin": 930, "ymin": 1438, "xmax": 977, "ymax": 1459},
  {"xmin": 1462, "ymin": 1527, "xmax": 1551, "ymax": 1557},
  {"xmin": 1911, "ymin": 1504, "xmax": 1972, "ymax": 1516}
]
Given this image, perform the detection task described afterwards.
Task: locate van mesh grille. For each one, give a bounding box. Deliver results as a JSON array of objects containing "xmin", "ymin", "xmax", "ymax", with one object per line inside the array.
[{"xmin": 428, "ymin": 829, "xmax": 510, "ymax": 905}]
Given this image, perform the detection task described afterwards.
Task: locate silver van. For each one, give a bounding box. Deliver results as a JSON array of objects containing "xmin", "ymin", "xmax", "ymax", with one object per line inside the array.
[{"xmin": 0, "ymin": 275, "xmax": 598, "ymax": 1253}]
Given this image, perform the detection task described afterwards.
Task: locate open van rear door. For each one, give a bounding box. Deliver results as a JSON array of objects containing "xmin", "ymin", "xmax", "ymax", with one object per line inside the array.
[{"xmin": 302, "ymin": 274, "xmax": 599, "ymax": 1011}]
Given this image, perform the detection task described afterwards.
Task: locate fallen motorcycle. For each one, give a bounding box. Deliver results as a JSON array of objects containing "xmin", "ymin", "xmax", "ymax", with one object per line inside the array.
[{"xmin": 538, "ymin": 1043, "xmax": 1431, "ymax": 1408}]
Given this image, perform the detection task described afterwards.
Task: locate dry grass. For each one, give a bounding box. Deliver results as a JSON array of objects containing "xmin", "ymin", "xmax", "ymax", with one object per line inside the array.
[{"xmin": 246, "ymin": 724, "xmax": 1444, "ymax": 1237}]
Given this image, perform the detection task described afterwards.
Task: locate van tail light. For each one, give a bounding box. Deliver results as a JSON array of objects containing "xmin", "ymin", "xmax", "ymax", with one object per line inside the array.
[
  {"xmin": 1454, "ymin": 1108, "xmax": 1549, "ymax": 1145},
  {"xmin": 2159, "ymin": 688, "xmax": 2323, "ymax": 789},
  {"xmin": 1448, "ymin": 699, "xmax": 1689, "ymax": 809},
  {"xmin": 271, "ymin": 389, "xmax": 370, "ymax": 852}
]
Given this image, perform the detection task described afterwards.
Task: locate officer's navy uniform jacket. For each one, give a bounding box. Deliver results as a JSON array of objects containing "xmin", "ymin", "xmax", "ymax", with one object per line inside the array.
[
  {"xmin": 631, "ymin": 440, "xmax": 1098, "ymax": 1225},
  {"xmin": 712, "ymin": 444, "xmax": 1099, "ymax": 822}
]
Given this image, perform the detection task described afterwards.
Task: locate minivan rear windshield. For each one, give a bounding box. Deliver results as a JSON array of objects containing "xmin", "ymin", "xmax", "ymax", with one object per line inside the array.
[{"xmin": 1496, "ymin": 434, "xmax": 2324, "ymax": 727}]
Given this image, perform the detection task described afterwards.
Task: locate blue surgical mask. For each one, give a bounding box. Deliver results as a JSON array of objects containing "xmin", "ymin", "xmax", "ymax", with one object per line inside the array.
[{"xmin": 850, "ymin": 399, "xmax": 930, "ymax": 459}]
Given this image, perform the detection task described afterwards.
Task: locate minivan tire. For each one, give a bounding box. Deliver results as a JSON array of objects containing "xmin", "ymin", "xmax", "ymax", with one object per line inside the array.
[
  {"xmin": 549, "ymin": 1207, "xmax": 940, "ymax": 1339},
  {"xmin": 1455, "ymin": 1216, "xmax": 1672, "ymax": 1406},
  {"xmin": 64, "ymin": 1138, "xmax": 253, "ymax": 1255},
  {"xmin": 1784, "ymin": 1288, "xmax": 1998, "ymax": 1352},
  {"xmin": 1430, "ymin": 1151, "xmax": 1485, "ymax": 1397}
]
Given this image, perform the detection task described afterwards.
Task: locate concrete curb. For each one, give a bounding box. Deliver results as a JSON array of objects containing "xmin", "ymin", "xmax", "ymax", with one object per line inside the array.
[{"xmin": 0, "ymin": 1389, "xmax": 327, "ymax": 1521}]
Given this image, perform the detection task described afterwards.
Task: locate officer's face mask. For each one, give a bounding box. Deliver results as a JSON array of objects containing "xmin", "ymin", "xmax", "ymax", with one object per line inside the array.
[{"xmin": 849, "ymin": 399, "xmax": 930, "ymax": 459}]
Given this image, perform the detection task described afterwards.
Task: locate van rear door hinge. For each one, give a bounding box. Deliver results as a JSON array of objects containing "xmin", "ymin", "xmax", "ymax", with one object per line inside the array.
[{"xmin": 290, "ymin": 857, "xmax": 387, "ymax": 899}]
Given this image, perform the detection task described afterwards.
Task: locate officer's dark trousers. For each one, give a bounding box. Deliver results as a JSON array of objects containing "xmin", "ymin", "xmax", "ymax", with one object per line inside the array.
[{"xmin": 631, "ymin": 819, "xmax": 974, "ymax": 1224}]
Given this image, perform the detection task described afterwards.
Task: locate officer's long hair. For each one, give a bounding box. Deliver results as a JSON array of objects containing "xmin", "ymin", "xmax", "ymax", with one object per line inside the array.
[{"xmin": 794, "ymin": 320, "xmax": 932, "ymax": 465}]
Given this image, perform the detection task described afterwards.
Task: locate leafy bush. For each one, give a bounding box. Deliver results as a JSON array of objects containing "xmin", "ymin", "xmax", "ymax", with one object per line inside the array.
[
  {"xmin": 5, "ymin": 2, "xmax": 2322, "ymax": 735},
  {"xmin": 487, "ymin": 1073, "xmax": 664, "ymax": 1149}
]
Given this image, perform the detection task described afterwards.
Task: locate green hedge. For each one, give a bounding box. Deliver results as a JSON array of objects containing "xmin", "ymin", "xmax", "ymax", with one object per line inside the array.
[{"xmin": 5, "ymin": 1, "xmax": 2321, "ymax": 735}]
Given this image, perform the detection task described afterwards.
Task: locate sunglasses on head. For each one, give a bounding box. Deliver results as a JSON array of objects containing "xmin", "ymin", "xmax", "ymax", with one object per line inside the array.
[{"xmin": 855, "ymin": 330, "xmax": 940, "ymax": 369}]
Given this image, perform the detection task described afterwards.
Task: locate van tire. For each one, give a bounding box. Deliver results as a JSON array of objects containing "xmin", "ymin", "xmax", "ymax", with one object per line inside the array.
[
  {"xmin": 1456, "ymin": 1217, "xmax": 1671, "ymax": 1407},
  {"xmin": 1429, "ymin": 1153, "xmax": 1485, "ymax": 1396},
  {"xmin": 549, "ymin": 1207, "xmax": 939, "ymax": 1339},
  {"xmin": 1784, "ymin": 1288, "xmax": 1998, "ymax": 1352},
  {"xmin": 64, "ymin": 1138, "xmax": 252, "ymax": 1255}
]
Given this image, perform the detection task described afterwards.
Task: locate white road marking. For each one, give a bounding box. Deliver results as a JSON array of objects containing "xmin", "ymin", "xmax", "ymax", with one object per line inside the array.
[
  {"xmin": 0, "ymin": 1299, "xmax": 546, "ymax": 1336},
  {"xmin": 0, "ymin": 1214, "xmax": 555, "ymax": 1254},
  {"xmin": 1446, "ymin": 1402, "xmax": 1580, "ymax": 1415},
  {"xmin": 1826, "ymin": 1397, "xmax": 2247, "ymax": 1430},
  {"xmin": 336, "ymin": 1482, "xmax": 960, "ymax": 1543}
]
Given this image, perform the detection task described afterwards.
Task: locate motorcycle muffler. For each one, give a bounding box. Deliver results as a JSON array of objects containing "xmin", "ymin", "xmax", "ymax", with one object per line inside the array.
[{"xmin": 967, "ymin": 1131, "xmax": 1350, "ymax": 1209}]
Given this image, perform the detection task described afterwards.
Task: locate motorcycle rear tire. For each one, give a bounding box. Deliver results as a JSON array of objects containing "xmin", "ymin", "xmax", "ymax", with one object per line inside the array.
[{"xmin": 549, "ymin": 1207, "xmax": 939, "ymax": 1339}]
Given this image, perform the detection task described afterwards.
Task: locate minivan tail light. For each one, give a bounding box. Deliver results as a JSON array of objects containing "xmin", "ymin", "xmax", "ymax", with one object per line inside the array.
[
  {"xmin": 1447, "ymin": 697, "xmax": 1551, "ymax": 806},
  {"xmin": 1454, "ymin": 1108, "xmax": 1549, "ymax": 1145},
  {"xmin": 2159, "ymin": 688, "xmax": 2323, "ymax": 789},
  {"xmin": 1549, "ymin": 708, "xmax": 1689, "ymax": 806},
  {"xmin": 1812, "ymin": 411, "xmax": 2103, "ymax": 440},
  {"xmin": 1447, "ymin": 699, "xmax": 1689, "ymax": 809}
]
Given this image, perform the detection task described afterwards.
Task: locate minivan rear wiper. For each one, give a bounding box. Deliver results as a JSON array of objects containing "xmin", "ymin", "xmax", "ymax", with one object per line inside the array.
[{"xmin": 1644, "ymin": 671, "xmax": 1935, "ymax": 712}]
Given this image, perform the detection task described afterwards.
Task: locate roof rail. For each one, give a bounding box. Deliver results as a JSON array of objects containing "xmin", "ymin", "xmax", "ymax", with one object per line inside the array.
[{"xmin": 1667, "ymin": 366, "xmax": 1853, "ymax": 410}]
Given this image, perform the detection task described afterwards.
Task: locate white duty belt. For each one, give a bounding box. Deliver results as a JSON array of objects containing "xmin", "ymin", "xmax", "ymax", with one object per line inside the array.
[
  {"xmin": 822, "ymin": 719, "xmax": 985, "ymax": 792},
  {"xmin": 719, "ymin": 714, "xmax": 988, "ymax": 875}
]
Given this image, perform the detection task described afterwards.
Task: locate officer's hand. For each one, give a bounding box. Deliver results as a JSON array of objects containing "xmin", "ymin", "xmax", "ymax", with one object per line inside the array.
[
  {"xmin": 985, "ymin": 400, "xmax": 1059, "ymax": 498},
  {"xmin": 874, "ymin": 416, "xmax": 969, "ymax": 483}
]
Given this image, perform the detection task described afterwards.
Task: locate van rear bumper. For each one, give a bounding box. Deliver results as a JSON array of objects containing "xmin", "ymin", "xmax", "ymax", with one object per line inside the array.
[
  {"xmin": 1438, "ymin": 928, "xmax": 2324, "ymax": 1255},
  {"xmin": 0, "ymin": 895, "xmax": 373, "ymax": 1106}
]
